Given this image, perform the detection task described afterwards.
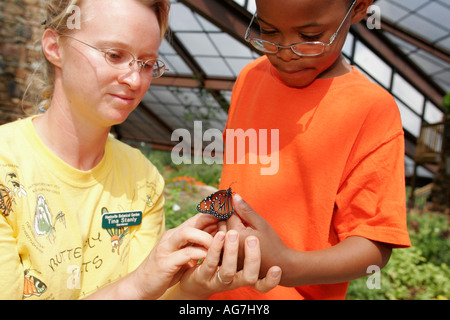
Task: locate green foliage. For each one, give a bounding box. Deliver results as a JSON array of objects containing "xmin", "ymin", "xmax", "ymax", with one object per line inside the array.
[
  {"xmin": 167, "ymin": 163, "xmax": 222, "ymax": 187},
  {"xmin": 144, "ymin": 149, "xmax": 222, "ymax": 230},
  {"xmin": 443, "ymin": 92, "xmax": 450, "ymax": 114},
  {"xmin": 347, "ymin": 211, "xmax": 450, "ymax": 300},
  {"xmin": 145, "ymin": 148, "xmax": 174, "ymax": 173},
  {"xmin": 408, "ymin": 211, "xmax": 450, "ymax": 265},
  {"xmin": 163, "ymin": 183, "xmax": 199, "ymax": 230},
  {"xmin": 146, "ymin": 149, "xmax": 222, "ymax": 187}
]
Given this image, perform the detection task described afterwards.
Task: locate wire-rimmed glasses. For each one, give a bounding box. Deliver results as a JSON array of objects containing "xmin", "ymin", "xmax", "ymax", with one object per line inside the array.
[
  {"xmin": 245, "ymin": 0, "xmax": 356, "ymax": 57},
  {"xmin": 61, "ymin": 35, "xmax": 168, "ymax": 78}
]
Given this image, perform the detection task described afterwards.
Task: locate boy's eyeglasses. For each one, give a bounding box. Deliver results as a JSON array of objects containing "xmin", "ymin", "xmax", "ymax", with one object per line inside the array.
[
  {"xmin": 61, "ymin": 35, "xmax": 169, "ymax": 79},
  {"xmin": 245, "ymin": 0, "xmax": 356, "ymax": 57}
]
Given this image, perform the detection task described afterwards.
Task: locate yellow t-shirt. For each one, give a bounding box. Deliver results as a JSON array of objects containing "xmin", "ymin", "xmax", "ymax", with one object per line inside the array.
[{"xmin": 0, "ymin": 116, "xmax": 165, "ymax": 299}]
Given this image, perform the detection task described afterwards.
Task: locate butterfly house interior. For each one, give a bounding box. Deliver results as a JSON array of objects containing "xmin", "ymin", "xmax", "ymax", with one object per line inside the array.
[{"xmin": 1, "ymin": 0, "xmax": 449, "ymax": 208}]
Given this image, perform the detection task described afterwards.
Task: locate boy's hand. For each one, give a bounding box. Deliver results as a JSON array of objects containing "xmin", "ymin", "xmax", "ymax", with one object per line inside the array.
[{"xmin": 219, "ymin": 194, "xmax": 291, "ymax": 279}]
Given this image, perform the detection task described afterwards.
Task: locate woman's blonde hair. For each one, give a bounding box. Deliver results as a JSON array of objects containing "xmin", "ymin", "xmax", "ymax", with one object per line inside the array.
[{"xmin": 36, "ymin": 0, "xmax": 170, "ymax": 112}]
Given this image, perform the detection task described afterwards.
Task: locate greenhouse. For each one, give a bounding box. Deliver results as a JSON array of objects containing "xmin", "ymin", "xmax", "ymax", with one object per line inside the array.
[{"xmin": 0, "ymin": 0, "xmax": 448, "ymax": 301}]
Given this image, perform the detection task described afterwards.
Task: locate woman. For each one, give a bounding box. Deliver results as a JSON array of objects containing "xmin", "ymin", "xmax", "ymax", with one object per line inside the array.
[{"xmin": 0, "ymin": 0, "xmax": 281, "ymax": 299}]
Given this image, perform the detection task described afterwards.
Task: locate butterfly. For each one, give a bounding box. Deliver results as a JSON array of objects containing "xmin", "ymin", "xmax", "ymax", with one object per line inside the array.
[
  {"xmin": 0, "ymin": 184, "xmax": 14, "ymax": 217},
  {"xmin": 23, "ymin": 269, "xmax": 47, "ymax": 298},
  {"xmin": 197, "ymin": 187, "xmax": 234, "ymax": 220}
]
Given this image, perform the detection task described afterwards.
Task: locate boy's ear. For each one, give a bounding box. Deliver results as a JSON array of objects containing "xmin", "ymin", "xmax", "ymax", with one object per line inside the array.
[
  {"xmin": 351, "ymin": 0, "xmax": 374, "ymax": 24},
  {"xmin": 41, "ymin": 28, "xmax": 63, "ymax": 68}
]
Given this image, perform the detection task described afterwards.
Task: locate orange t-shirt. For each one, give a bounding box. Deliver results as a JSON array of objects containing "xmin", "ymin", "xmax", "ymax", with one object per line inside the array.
[{"xmin": 211, "ymin": 56, "xmax": 411, "ymax": 300}]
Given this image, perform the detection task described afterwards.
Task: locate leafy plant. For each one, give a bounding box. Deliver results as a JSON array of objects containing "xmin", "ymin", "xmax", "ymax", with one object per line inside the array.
[
  {"xmin": 443, "ymin": 92, "xmax": 450, "ymax": 114},
  {"xmin": 163, "ymin": 177, "xmax": 200, "ymax": 230},
  {"xmin": 347, "ymin": 211, "xmax": 450, "ymax": 300}
]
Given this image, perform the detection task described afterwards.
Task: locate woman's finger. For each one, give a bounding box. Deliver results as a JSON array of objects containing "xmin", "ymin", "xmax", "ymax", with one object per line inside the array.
[
  {"xmin": 181, "ymin": 213, "xmax": 218, "ymax": 231},
  {"xmin": 164, "ymin": 245, "xmax": 209, "ymax": 270},
  {"xmin": 217, "ymin": 230, "xmax": 239, "ymax": 284},
  {"xmin": 196, "ymin": 231, "xmax": 226, "ymax": 281},
  {"xmin": 163, "ymin": 226, "xmax": 214, "ymax": 252},
  {"xmin": 240, "ymin": 236, "xmax": 262, "ymax": 285}
]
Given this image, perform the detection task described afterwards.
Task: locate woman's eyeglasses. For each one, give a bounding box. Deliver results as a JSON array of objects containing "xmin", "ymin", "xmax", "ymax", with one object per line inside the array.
[{"xmin": 61, "ymin": 35, "xmax": 168, "ymax": 79}]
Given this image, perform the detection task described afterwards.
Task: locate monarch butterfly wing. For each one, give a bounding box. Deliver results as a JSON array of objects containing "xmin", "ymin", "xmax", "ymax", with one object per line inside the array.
[
  {"xmin": 23, "ymin": 274, "xmax": 47, "ymax": 298},
  {"xmin": 224, "ymin": 195, "xmax": 234, "ymax": 216},
  {"xmin": 196, "ymin": 195, "xmax": 212, "ymax": 213},
  {"xmin": 211, "ymin": 190, "xmax": 234, "ymax": 220},
  {"xmin": 0, "ymin": 185, "xmax": 13, "ymax": 217},
  {"xmin": 23, "ymin": 276, "xmax": 37, "ymax": 298},
  {"xmin": 32, "ymin": 276, "xmax": 47, "ymax": 296}
]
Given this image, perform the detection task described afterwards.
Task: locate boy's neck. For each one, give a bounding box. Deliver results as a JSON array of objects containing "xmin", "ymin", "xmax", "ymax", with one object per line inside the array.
[{"xmin": 317, "ymin": 54, "xmax": 353, "ymax": 79}]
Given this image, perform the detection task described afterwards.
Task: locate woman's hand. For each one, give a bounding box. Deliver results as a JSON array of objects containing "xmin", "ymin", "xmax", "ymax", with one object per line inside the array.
[
  {"xmin": 176, "ymin": 229, "xmax": 282, "ymax": 299},
  {"xmin": 132, "ymin": 213, "xmax": 218, "ymax": 299}
]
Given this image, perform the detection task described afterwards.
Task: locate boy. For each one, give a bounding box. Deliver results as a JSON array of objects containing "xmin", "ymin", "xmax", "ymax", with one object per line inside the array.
[{"xmin": 211, "ymin": 0, "xmax": 411, "ymax": 300}]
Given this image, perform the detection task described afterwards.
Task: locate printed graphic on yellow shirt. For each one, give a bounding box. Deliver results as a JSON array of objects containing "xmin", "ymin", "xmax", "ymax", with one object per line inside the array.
[
  {"xmin": 102, "ymin": 207, "xmax": 129, "ymax": 255},
  {"xmin": 145, "ymin": 194, "xmax": 153, "ymax": 207},
  {"xmin": 33, "ymin": 194, "xmax": 66, "ymax": 243},
  {"xmin": 23, "ymin": 269, "xmax": 47, "ymax": 299},
  {"xmin": 0, "ymin": 172, "xmax": 27, "ymax": 217}
]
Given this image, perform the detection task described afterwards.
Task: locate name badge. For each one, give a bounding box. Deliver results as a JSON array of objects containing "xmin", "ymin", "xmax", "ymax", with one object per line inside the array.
[{"xmin": 102, "ymin": 211, "xmax": 142, "ymax": 229}]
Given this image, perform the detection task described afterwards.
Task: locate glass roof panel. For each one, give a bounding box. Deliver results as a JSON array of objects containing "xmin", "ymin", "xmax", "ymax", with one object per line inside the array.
[
  {"xmin": 390, "ymin": 0, "xmax": 429, "ymax": 11},
  {"xmin": 168, "ymin": 3, "xmax": 203, "ymax": 31},
  {"xmin": 397, "ymin": 99, "xmax": 422, "ymax": 137},
  {"xmin": 408, "ymin": 50, "xmax": 447, "ymax": 74},
  {"xmin": 159, "ymin": 39, "xmax": 177, "ymax": 55},
  {"xmin": 372, "ymin": 0, "xmax": 450, "ymax": 93},
  {"xmin": 158, "ymin": 38, "xmax": 193, "ymax": 75},
  {"xmin": 177, "ymin": 32, "xmax": 220, "ymax": 56},
  {"xmin": 196, "ymin": 57, "xmax": 234, "ymax": 77},
  {"xmin": 417, "ymin": 1, "xmax": 450, "ymax": 31},
  {"xmin": 354, "ymin": 41, "xmax": 392, "ymax": 88},
  {"xmin": 392, "ymin": 73, "xmax": 425, "ymax": 115},
  {"xmin": 434, "ymin": 70, "xmax": 450, "ymax": 92},
  {"xmin": 383, "ymin": 33, "xmax": 418, "ymax": 54},
  {"xmin": 161, "ymin": 55, "xmax": 192, "ymax": 75},
  {"xmin": 398, "ymin": 14, "xmax": 447, "ymax": 42},
  {"xmin": 226, "ymin": 58, "xmax": 255, "ymax": 77},
  {"xmin": 375, "ymin": 1, "xmax": 410, "ymax": 21},
  {"xmin": 437, "ymin": 36, "xmax": 450, "ymax": 51},
  {"xmin": 208, "ymin": 33, "xmax": 255, "ymax": 58},
  {"xmin": 150, "ymin": 88, "xmax": 180, "ymax": 105},
  {"xmin": 163, "ymin": 1, "xmax": 260, "ymax": 79},
  {"xmin": 144, "ymin": 85, "xmax": 229, "ymax": 130},
  {"xmin": 195, "ymin": 14, "xmax": 221, "ymax": 32},
  {"xmin": 342, "ymin": 33, "xmax": 354, "ymax": 57},
  {"xmin": 424, "ymin": 101, "xmax": 445, "ymax": 124}
]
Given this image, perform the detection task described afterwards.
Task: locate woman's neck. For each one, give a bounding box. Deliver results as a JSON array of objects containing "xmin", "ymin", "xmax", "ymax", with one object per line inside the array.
[{"xmin": 33, "ymin": 101, "xmax": 109, "ymax": 171}]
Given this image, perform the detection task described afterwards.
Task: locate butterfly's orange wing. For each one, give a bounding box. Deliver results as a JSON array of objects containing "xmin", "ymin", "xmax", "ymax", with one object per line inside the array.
[
  {"xmin": 197, "ymin": 195, "xmax": 212, "ymax": 213},
  {"xmin": 197, "ymin": 188, "xmax": 234, "ymax": 220}
]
